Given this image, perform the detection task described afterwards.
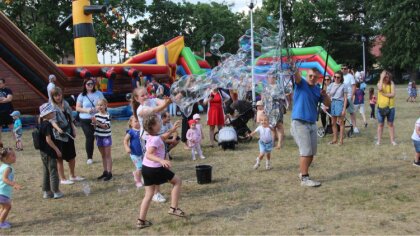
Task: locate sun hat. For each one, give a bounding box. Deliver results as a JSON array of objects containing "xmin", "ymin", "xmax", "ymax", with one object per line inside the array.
[
  {"xmin": 48, "ymin": 74, "xmax": 56, "ymax": 82},
  {"xmin": 10, "ymin": 111, "xmax": 20, "ymax": 117},
  {"xmin": 256, "ymin": 101, "xmax": 263, "ymax": 106},
  {"xmin": 193, "ymin": 114, "xmax": 200, "ymax": 120},
  {"xmin": 39, "ymin": 103, "xmax": 55, "ymax": 118},
  {"xmin": 188, "ymin": 119, "xmax": 197, "ymax": 127}
]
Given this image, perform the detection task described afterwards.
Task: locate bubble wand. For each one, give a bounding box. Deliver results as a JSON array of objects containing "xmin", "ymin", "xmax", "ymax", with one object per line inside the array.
[{"xmin": 317, "ymin": 42, "xmax": 331, "ymax": 121}]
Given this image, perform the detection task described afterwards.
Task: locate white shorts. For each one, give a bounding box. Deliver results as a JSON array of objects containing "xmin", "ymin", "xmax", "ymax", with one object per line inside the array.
[
  {"xmin": 291, "ymin": 120, "xmax": 317, "ymax": 157},
  {"xmin": 353, "ymin": 104, "xmax": 365, "ymax": 114}
]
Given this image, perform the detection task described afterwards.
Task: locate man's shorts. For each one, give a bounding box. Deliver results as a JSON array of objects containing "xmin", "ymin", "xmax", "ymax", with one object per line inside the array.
[
  {"xmin": 346, "ymin": 99, "xmax": 355, "ymax": 114},
  {"xmin": 291, "ymin": 120, "xmax": 317, "ymax": 156}
]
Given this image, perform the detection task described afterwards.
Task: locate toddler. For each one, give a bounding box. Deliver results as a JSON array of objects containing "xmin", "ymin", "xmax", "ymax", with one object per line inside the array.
[
  {"xmin": 0, "ymin": 148, "xmax": 22, "ymax": 229},
  {"xmin": 255, "ymin": 100, "xmax": 265, "ymax": 123},
  {"xmin": 354, "ymin": 83, "xmax": 367, "ymax": 128},
  {"xmin": 137, "ymin": 114, "xmax": 184, "ymax": 229},
  {"xmin": 123, "ymin": 116, "xmax": 143, "ymax": 188},
  {"xmin": 248, "ymin": 115, "xmax": 274, "ymax": 170},
  {"xmin": 412, "ymin": 117, "xmax": 420, "ymax": 166},
  {"xmin": 38, "ymin": 103, "xmax": 64, "ymax": 199},
  {"xmin": 160, "ymin": 112, "xmax": 180, "ymax": 160},
  {"xmin": 193, "ymin": 113, "xmax": 204, "ymax": 140},
  {"xmin": 10, "ymin": 111, "xmax": 23, "ymax": 151},
  {"xmin": 92, "ymin": 98, "xmax": 113, "ymax": 181},
  {"xmin": 186, "ymin": 120, "xmax": 205, "ymax": 160},
  {"xmin": 369, "ymin": 87, "xmax": 377, "ymax": 119}
]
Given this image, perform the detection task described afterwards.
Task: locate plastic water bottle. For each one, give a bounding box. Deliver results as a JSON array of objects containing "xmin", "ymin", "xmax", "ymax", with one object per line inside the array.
[{"xmin": 82, "ymin": 182, "xmax": 91, "ymax": 196}]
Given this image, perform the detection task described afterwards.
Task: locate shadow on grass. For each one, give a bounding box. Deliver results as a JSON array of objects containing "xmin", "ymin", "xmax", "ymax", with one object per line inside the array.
[{"xmin": 323, "ymin": 164, "xmax": 403, "ymax": 183}]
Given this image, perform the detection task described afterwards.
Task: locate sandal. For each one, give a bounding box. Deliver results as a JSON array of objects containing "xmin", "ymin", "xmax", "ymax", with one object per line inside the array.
[
  {"xmin": 136, "ymin": 219, "xmax": 152, "ymax": 229},
  {"xmin": 168, "ymin": 207, "xmax": 186, "ymax": 217},
  {"xmin": 328, "ymin": 141, "xmax": 337, "ymax": 145}
]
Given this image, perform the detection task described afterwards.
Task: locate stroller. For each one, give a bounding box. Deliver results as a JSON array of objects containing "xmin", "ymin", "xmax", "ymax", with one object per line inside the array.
[
  {"xmin": 214, "ymin": 107, "xmax": 255, "ymax": 145},
  {"xmin": 317, "ymin": 109, "xmax": 354, "ymax": 138}
]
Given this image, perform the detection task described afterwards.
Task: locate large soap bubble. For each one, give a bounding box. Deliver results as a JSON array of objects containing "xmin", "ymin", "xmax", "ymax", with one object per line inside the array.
[{"xmin": 209, "ymin": 33, "xmax": 225, "ymax": 57}]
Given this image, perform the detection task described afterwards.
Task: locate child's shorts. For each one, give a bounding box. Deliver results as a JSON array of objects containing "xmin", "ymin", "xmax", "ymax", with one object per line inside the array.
[
  {"xmin": 130, "ymin": 154, "xmax": 143, "ymax": 170},
  {"xmin": 96, "ymin": 136, "xmax": 112, "ymax": 147},
  {"xmin": 413, "ymin": 139, "xmax": 420, "ymax": 153},
  {"xmin": 259, "ymin": 140, "xmax": 273, "ymax": 154},
  {"xmin": 141, "ymin": 165, "xmax": 175, "ymax": 186},
  {"xmin": 15, "ymin": 134, "xmax": 22, "ymax": 141},
  {"xmin": 0, "ymin": 194, "xmax": 11, "ymax": 204}
]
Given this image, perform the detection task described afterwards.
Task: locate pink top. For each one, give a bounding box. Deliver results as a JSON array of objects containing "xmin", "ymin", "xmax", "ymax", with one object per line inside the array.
[
  {"xmin": 186, "ymin": 127, "xmax": 202, "ymax": 147},
  {"xmin": 142, "ymin": 135, "xmax": 166, "ymax": 168},
  {"xmin": 369, "ymin": 95, "xmax": 377, "ymax": 105}
]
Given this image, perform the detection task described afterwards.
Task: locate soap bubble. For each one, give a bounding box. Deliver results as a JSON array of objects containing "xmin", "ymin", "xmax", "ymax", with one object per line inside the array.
[
  {"xmin": 82, "ymin": 182, "xmax": 91, "ymax": 196},
  {"xmin": 210, "ymin": 33, "xmax": 225, "ymax": 57}
]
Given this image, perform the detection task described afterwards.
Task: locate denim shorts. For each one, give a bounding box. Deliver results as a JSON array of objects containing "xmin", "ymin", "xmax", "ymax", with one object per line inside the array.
[
  {"xmin": 258, "ymin": 140, "xmax": 273, "ymax": 154},
  {"xmin": 331, "ymin": 99, "xmax": 344, "ymax": 116},
  {"xmin": 377, "ymin": 107, "xmax": 395, "ymax": 124},
  {"xmin": 130, "ymin": 154, "xmax": 143, "ymax": 170},
  {"xmin": 0, "ymin": 194, "xmax": 10, "ymax": 204},
  {"xmin": 413, "ymin": 140, "xmax": 420, "ymax": 153},
  {"xmin": 96, "ymin": 136, "xmax": 112, "ymax": 147}
]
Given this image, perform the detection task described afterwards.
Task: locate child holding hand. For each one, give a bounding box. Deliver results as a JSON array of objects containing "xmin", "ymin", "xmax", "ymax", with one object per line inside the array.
[
  {"xmin": 248, "ymin": 115, "xmax": 274, "ymax": 170},
  {"xmin": 137, "ymin": 114, "xmax": 185, "ymax": 229},
  {"xmin": 0, "ymin": 148, "xmax": 22, "ymax": 229},
  {"xmin": 123, "ymin": 116, "xmax": 143, "ymax": 188}
]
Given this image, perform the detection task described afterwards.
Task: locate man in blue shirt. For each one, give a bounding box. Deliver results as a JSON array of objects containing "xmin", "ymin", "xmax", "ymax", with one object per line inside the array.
[{"xmin": 291, "ymin": 69, "xmax": 330, "ymax": 187}]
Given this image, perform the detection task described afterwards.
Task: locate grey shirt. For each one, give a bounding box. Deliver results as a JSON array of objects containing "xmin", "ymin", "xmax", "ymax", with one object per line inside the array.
[{"xmin": 328, "ymin": 83, "xmax": 347, "ymax": 101}]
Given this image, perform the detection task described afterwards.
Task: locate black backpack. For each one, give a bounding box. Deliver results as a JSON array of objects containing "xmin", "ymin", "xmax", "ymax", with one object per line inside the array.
[{"xmin": 32, "ymin": 128, "xmax": 40, "ymax": 150}]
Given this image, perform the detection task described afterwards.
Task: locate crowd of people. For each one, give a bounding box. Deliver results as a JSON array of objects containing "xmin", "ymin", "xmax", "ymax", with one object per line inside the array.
[{"xmin": 0, "ymin": 67, "xmax": 417, "ymax": 229}]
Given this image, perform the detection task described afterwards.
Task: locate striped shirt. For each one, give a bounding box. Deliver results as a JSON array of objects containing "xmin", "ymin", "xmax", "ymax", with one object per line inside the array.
[{"xmin": 94, "ymin": 112, "xmax": 111, "ymax": 137}]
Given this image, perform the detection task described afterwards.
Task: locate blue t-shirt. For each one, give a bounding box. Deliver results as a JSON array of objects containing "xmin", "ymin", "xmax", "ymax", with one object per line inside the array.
[
  {"xmin": 127, "ymin": 129, "xmax": 143, "ymax": 156},
  {"xmin": 76, "ymin": 91, "xmax": 104, "ymax": 119},
  {"xmin": 291, "ymin": 79, "xmax": 322, "ymax": 123},
  {"xmin": 354, "ymin": 89, "xmax": 365, "ymax": 105},
  {"xmin": 13, "ymin": 118, "xmax": 22, "ymax": 135},
  {"xmin": 0, "ymin": 163, "xmax": 14, "ymax": 198}
]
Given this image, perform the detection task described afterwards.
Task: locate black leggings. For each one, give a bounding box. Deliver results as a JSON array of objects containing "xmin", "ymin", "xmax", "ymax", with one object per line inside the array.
[
  {"xmin": 370, "ymin": 104, "xmax": 376, "ymax": 119},
  {"xmin": 80, "ymin": 119, "xmax": 95, "ymax": 160}
]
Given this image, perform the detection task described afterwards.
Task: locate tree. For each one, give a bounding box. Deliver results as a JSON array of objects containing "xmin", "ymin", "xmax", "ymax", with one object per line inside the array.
[{"xmin": 368, "ymin": 0, "xmax": 420, "ymax": 73}]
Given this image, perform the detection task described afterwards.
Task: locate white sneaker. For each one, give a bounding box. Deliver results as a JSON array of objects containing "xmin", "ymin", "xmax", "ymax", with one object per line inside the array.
[
  {"xmin": 152, "ymin": 193, "xmax": 166, "ymax": 203},
  {"xmin": 200, "ymin": 155, "xmax": 206, "ymax": 159},
  {"xmin": 265, "ymin": 162, "xmax": 272, "ymax": 170},
  {"xmin": 300, "ymin": 176, "xmax": 321, "ymax": 187},
  {"xmin": 392, "ymin": 141, "xmax": 397, "ymax": 146},
  {"xmin": 70, "ymin": 176, "xmax": 85, "ymax": 181},
  {"xmin": 375, "ymin": 141, "xmax": 380, "ymax": 146},
  {"xmin": 53, "ymin": 192, "xmax": 64, "ymax": 199},
  {"xmin": 192, "ymin": 157, "xmax": 196, "ymax": 161},
  {"xmin": 60, "ymin": 179, "xmax": 74, "ymax": 185},
  {"xmin": 86, "ymin": 159, "xmax": 93, "ymax": 165},
  {"xmin": 353, "ymin": 127, "xmax": 360, "ymax": 134},
  {"xmin": 253, "ymin": 160, "xmax": 260, "ymax": 170}
]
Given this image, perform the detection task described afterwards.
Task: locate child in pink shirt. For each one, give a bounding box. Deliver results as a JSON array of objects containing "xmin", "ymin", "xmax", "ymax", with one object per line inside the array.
[
  {"xmin": 137, "ymin": 114, "xmax": 185, "ymax": 229},
  {"xmin": 187, "ymin": 119, "xmax": 205, "ymax": 160}
]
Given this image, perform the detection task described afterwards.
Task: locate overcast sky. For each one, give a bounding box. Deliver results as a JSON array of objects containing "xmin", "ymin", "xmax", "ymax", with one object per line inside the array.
[{"xmin": 99, "ymin": 0, "xmax": 263, "ymax": 63}]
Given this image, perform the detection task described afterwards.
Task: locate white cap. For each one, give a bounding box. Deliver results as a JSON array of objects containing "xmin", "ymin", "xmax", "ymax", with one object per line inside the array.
[
  {"xmin": 48, "ymin": 74, "xmax": 56, "ymax": 82},
  {"xmin": 39, "ymin": 103, "xmax": 55, "ymax": 118},
  {"xmin": 193, "ymin": 114, "xmax": 200, "ymax": 120}
]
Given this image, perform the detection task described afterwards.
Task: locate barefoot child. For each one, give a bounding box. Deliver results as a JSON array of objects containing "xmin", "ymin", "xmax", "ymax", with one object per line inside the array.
[
  {"xmin": 0, "ymin": 148, "xmax": 22, "ymax": 229},
  {"xmin": 123, "ymin": 116, "xmax": 143, "ymax": 188},
  {"xmin": 248, "ymin": 115, "xmax": 274, "ymax": 170},
  {"xmin": 92, "ymin": 98, "xmax": 113, "ymax": 181},
  {"xmin": 10, "ymin": 111, "xmax": 23, "ymax": 151},
  {"xmin": 255, "ymin": 100, "xmax": 265, "ymax": 123},
  {"xmin": 137, "ymin": 114, "xmax": 184, "ymax": 229},
  {"xmin": 186, "ymin": 119, "xmax": 205, "ymax": 160}
]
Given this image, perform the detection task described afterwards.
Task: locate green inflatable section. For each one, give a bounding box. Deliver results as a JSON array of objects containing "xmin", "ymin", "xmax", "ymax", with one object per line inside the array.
[
  {"xmin": 181, "ymin": 47, "xmax": 205, "ymax": 75},
  {"xmin": 257, "ymin": 46, "xmax": 341, "ymax": 72},
  {"xmin": 194, "ymin": 54, "xmax": 204, "ymax": 61}
]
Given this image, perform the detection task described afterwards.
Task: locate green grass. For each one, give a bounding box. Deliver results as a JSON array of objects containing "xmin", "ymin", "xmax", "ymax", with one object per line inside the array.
[{"xmin": 1, "ymin": 85, "xmax": 419, "ymax": 234}]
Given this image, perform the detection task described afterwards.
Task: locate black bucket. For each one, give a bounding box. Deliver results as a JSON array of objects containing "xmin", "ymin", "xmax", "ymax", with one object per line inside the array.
[{"xmin": 196, "ymin": 165, "xmax": 212, "ymax": 184}]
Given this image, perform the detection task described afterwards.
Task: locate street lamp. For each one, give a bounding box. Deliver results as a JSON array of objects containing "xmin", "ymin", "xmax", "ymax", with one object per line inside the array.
[
  {"xmin": 248, "ymin": 0, "xmax": 256, "ymax": 106},
  {"xmin": 361, "ymin": 35, "xmax": 366, "ymax": 81},
  {"xmin": 201, "ymin": 39, "xmax": 207, "ymax": 60}
]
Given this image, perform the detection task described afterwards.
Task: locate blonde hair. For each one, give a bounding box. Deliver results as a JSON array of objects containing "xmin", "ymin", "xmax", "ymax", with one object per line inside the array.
[
  {"xmin": 131, "ymin": 87, "xmax": 147, "ymax": 121},
  {"xmin": 128, "ymin": 115, "xmax": 137, "ymax": 128},
  {"xmin": 97, "ymin": 98, "xmax": 108, "ymax": 106}
]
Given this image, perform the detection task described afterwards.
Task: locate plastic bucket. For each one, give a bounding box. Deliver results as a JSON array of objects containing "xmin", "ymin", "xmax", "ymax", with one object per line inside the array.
[{"xmin": 195, "ymin": 165, "xmax": 212, "ymax": 184}]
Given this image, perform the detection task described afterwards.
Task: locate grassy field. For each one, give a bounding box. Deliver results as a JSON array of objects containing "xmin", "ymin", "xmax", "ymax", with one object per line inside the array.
[{"xmin": 1, "ymin": 85, "xmax": 419, "ymax": 234}]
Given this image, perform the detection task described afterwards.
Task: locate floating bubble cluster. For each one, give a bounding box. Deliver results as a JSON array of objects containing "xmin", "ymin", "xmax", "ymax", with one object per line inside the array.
[{"xmin": 171, "ymin": 14, "xmax": 321, "ymax": 117}]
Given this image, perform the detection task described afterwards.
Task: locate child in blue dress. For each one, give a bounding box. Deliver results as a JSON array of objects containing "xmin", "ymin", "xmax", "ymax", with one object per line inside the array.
[{"xmin": 124, "ymin": 116, "xmax": 143, "ymax": 188}]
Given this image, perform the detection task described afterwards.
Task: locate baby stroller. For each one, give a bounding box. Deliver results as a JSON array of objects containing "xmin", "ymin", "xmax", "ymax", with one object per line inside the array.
[
  {"xmin": 214, "ymin": 107, "xmax": 255, "ymax": 144},
  {"xmin": 317, "ymin": 109, "xmax": 354, "ymax": 138}
]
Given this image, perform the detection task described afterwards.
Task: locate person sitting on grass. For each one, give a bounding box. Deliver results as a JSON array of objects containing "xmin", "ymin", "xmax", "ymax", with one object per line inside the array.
[
  {"xmin": 123, "ymin": 116, "xmax": 144, "ymax": 188},
  {"xmin": 137, "ymin": 114, "xmax": 184, "ymax": 229},
  {"xmin": 0, "ymin": 147, "xmax": 22, "ymax": 229},
  {"xmin": 247, "ymin": 114, "xmax": 274, "ymax": 170}
]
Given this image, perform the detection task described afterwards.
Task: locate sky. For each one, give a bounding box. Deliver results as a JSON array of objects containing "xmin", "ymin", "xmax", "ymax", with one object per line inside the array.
[{"xmin": 98, "ymin": 0, "xmax": 263, "ymax": 63}]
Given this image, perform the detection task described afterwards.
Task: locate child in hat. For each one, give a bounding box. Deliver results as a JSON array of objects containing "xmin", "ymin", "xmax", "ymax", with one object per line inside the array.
[
  {"xmin": 256, "ymin": 100, "xmax": 265, "ymax": 124},
  {"xmin": 186, "ymin": 119, "xmax": 205, "ymax": 161},
  {"xmin": 10, "ymin": 111, "xmax": 22, "ymax": 151}
]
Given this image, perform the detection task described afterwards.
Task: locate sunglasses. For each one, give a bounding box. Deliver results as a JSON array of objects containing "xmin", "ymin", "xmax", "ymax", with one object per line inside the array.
[
  {"xmin": 334, "ymin": 76, "xmax": 341, "ymax": 79},
  {"xmin": 86, "ymin": 83, "xmax": 94, "ymax": 86},
  {"xmin": 308, "ymin": 74, "xmax": 316, "ymax": 78},
  {"xmin": 325, "ymin": 78, "xmax": 331, "ymax": 80},
  {"xmin": 341, "ymin": 68, "xmax": 348, "ymax": 70}
]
